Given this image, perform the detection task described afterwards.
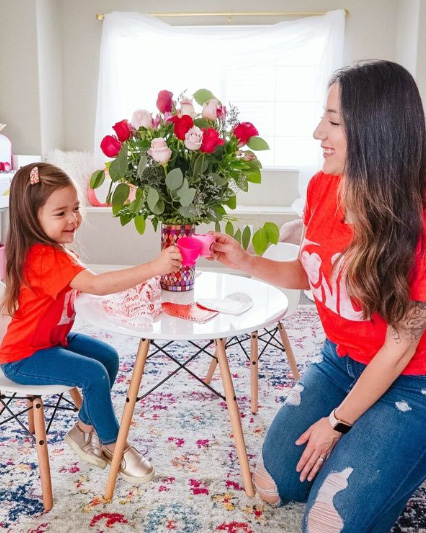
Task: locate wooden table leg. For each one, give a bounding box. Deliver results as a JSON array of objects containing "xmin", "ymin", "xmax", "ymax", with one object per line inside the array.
[
  {"xmin": 104, "ymin": 338, "xmax": 150, "ymax": 501},
  {"xmin": 205, "ymin": 350, "xmax": 218, "ymax": 384},
  {"xmin": 215, "ymin": 338, "xmax": 255, "ymax": 497},
  {"xmin": 278, "ymin": 322, "xmax": 300, "ymax": 381},
  {"xmin": 250, "ymin": 331, "xmax": 259, "ymax": 414}
]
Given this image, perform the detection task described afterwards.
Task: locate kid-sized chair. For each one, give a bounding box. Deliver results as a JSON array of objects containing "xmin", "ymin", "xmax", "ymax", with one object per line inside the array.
[
  {"xmin": 0, "ymin": 282, "xmax": 82, "ymax": 511},
  {"xmin": 205, "ymin": 243, "xmax": 301, "ymax": 413}
]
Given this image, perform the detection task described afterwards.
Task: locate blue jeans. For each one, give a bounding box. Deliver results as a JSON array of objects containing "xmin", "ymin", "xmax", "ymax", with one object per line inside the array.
[
  {"xmin": 261, "ymin": 339, "xmax": 426, "ymax": 532},
  {"xmin": 1, "ymin": 333, "xmax": 120, "ymax": 445}
]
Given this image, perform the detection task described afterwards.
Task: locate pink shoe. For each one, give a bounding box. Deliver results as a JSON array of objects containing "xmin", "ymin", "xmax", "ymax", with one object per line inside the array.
[
  {"xmin": 65, "ymin": 423, "xmax": 107, "ymax": 468},
  {"xmin": 102, "ymin": 445, "xmax": 155, "ymax": 484}
]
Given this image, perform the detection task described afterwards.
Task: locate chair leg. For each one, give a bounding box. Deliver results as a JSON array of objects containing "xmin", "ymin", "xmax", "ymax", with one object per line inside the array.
[
  {"xmin": 205, "ymin": 351, "xmax": 218, "ymax": 384},
  {"xmin": 250, "ymin": 331, "xmax": 259, "ymax": 414},
  {"xmin": 69, "ymin": 387, "xmax": 83, "ymax": 410},
  {"xmin": 278, "ymin": 322, "xmax": 300, "ymax": 381},
  {"xmin": 27, "ymin": 396, "xmax": 35, "ymax": 434},
  {"xmin": 33, "ymin": 396, "xmax": 53, "ymax": 511}
]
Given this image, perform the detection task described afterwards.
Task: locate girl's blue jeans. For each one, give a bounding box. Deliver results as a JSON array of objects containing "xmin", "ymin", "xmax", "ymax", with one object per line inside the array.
[
  {"xmin": 261, "ymin": 339, "xmax": 426, "ymax": 533},
  {"xmin": 1, "ymin": 333, "xmax": 120, "ymax": 445}
]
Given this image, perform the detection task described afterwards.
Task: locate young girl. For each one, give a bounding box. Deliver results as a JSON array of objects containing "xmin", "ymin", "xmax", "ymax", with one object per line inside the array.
[
  {"xmin": 0, "ymin": 162, "xmax": 182, "ymax": 484},
  {"xmin": 212, "ymin": 60, "xmax": 426, "ymax": 531}
]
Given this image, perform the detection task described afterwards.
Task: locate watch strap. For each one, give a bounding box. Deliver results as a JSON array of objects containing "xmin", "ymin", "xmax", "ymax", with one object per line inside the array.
[{"xmin": 329, "ymin": 409, "xmax": 352, "ymax": 434}]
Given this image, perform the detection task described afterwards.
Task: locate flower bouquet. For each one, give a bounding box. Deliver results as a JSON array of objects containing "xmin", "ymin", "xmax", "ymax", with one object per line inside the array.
[{"xmin": 91, "ymin": 89, "xmax": 279, "ymax": 255}]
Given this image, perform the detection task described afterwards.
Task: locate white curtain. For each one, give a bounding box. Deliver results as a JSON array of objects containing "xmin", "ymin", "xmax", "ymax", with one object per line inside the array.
[{"xmin": 94, "ymin": 11, "xmax": 345, "ymax": 167}]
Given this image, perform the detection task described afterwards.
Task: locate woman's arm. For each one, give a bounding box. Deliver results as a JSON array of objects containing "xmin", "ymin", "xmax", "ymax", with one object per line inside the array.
[
  {"xmin": 296, "ymin": 300, "xmax": 426, "ymax": 482},
  {"xmin": 70, "ymin": 246, "xmax": 182, "ymax": 296},
  {"xmin": 211, "ymin": 230, "xmax": 310, "ymax": 290}
]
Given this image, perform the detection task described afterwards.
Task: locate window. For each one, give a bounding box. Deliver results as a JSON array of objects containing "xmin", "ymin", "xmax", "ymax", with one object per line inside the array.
[{"xmin": 95, "ymin": 11, "xmax": 345, "ymax": 169}]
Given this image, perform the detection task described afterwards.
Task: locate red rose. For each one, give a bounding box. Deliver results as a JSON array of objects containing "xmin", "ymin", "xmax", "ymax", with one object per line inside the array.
[
  {"xmin": 170, "ymin": 115, "xmax": 194, "ymax": 140},
  {"xmin": 156, "ymin": 90, "xmax": 173, "ymax": 113},
  {"xmin": 100, "ymin": 135, "xmax": 121, "ymax": 157},
  {"xmin": 233, "ymin": 122, "xmax": 259, "ymax": 145},
  {"xmin": 112, "ymin": 120, "xmax": 131, "ymax": 141},
  {"xmin": 200, "ymin": 128, "xmax": 225, "ymax": 153}
]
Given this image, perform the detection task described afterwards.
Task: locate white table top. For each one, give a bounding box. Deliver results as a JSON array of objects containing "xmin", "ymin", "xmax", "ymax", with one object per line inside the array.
[{"xmin": 75, "ymin": 271, "xmax": 288, "ymax": 341}]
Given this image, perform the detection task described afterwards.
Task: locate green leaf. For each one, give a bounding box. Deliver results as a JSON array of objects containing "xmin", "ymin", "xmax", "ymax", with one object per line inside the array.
[
  {"xmin": 252, "ymin": 227, "xmax": 269, "ymax": 255},
  {"xmin": 264, "ymin": 222, "xmax": 279, "ymax": 244},
  {"xmin": 152, "ymin": 199, "xmax": 165, "ymax": 215},
  {"xmin": 137, "ymin": 155, "xmax": 148, "ymax": 178},
  {"xmin": 245, "ymin": 166, "xmax": 261, "ymax": 184},
  {"xmin": 215, "ymin": 222, "xmax": 221, "ymax": 232},
  {"xmin": 134, "ymin": 215, "xmax": 146, "ymax": 235},
  {"xmin": 247, "ymin": 136, "xmax": 270, "ymax": 151},
  {"xmin": 117, "ymin": 143, "xmax": 128, "ymax": 174},
  {"xmin": 178, "ymin": 187, "xmax": 196, "ymax": 207},
  {"xmin": 242, "ymin": 226, "xmax": 251, "ymax": 250},
  {"xmin": 210, "ymin": 173, "xmax": 227, "ymax": 186},
  {"xmin": 120, "ymin": 213, "xmax": 132, "ymax": 226},
  {"xmin": 193, "ymin": 89, "xmax": 217, "ymax": 106},
  {"xmin": 225, "ymin": 195, "xmax": 237, "ymax": 209},
  {"xmin": 166, "ymin": 168, "xmax": 184, "ymax": 191},
  {"xmin": 112, "ymin": 183, "xmax": 130, "ymax": 207},
  {"xmin": 225, "ymin": 221, "xmax": 234, "ymax": 237},
  {"xmin": 193, "ymin": 154, "xmax": 208, "ymax": 176},
  {"xmin": 112, "ymin": 203, "xmax": 122, "ymax": 216},
  {"xmin": 193, "ymin": 118, "xmax": 210, "ymax": 129},
  {"xmin": 90, "ymin": 169, "xmax": 105, "ymax": 189},
  {"xmin": 151, "ymin": 218, "xmax": 159, "ymax": 232},
  {"xmin": 234, "ymin": 228, "xmax": 242, "ymax": 244},
  {"xmin": 146, "ymin": 187, "xmax": 160, "ymax": 211},
  {"xmin": 109, "ymin": 159, "xmax": 121, "ymax": 181}
]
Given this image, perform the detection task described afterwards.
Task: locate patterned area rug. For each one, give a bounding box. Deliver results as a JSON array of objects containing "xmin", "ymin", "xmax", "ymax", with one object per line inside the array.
[{"xmin": 1, "ymin": 306, "xmax": 425, "ymax": 533}]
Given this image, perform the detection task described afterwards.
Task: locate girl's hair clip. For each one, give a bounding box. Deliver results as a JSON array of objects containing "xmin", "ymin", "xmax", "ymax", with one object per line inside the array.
[{"xmin": 29, "ymin": 166, "xmax": 40, "ymax": 185}]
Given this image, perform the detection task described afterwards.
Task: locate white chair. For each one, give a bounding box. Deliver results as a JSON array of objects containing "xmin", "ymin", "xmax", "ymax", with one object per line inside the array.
[
  {"xmin": 205, "ymin": 243, "xmax": 301, "ymax": 413},
  {"xmin": 0, "ymin": 282, "xmax": 82, "ymax": 511}
]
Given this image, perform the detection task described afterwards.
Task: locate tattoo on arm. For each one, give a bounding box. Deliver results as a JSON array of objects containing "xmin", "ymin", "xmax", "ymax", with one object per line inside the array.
[{"xmin": 394, "ymin": 301, "xmax": 426, "ymax": 343}]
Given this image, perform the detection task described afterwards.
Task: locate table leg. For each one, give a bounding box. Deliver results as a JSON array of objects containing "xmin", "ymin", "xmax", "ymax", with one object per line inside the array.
[
  {"xmin": 215, "ymin": 338, "xmax": 255, "ymax": 497},
  {"xmin": 250, "ymin": 331, "xmax": 259, "ymax": 414},
  {"xmin": 278, "ymin": 322, "xmax": 300, "ymax": 381},
  {"xmin": 205, "ymin": 350, "xmax": 218, "ymax": 384},
  {"xmin": 104, "ymin": 338, "xmax": 150, "ymax": 501}
]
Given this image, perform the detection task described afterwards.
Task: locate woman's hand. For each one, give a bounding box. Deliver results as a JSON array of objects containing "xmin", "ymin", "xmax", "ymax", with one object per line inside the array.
[
  {"xmin": 150, "ymin": 246, "xmax": 182, "ymax": 276},
  {"xmin": 295, "ymin": 417, "xmax": 341, "ymax": 482},
  {"xmin": 210, "ymin": 233, "xmax": 251, "ymax": 270}
]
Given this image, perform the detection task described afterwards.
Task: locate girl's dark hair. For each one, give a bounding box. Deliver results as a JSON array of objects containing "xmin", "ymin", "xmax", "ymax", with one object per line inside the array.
[
  {"xmin": 4, "ymin": 162, "xmax": 76, "ymax": 315},
  {"xmin": 331, "ymin": 60, "xmax": 426, "ymax": 326}
]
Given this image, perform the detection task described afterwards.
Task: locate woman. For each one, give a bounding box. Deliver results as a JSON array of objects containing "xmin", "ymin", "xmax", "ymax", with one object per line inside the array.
[{"xmin": 211, "ymin": 60, "xmax": 426, "ymax": 532}]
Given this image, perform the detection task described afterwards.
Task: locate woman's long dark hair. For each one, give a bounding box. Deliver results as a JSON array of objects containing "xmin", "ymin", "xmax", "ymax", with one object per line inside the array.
[
  {"xmin": 4, "ymin": 163, "xmax": 76, "ymax": 315},
  {"xmin": 332, "ymin": 60, "xmax": 426, "ymax": 326}
]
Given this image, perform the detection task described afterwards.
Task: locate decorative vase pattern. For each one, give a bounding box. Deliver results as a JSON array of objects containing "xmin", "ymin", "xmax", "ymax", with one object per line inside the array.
[{"xmin": 160, "ymin": 223, "xmax": 196, "ymax": 291}]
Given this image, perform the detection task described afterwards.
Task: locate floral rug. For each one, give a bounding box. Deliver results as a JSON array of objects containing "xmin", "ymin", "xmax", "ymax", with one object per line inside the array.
[{"xmin": 1, "ymin": 306, "xmax": 425, "ymax": 533}]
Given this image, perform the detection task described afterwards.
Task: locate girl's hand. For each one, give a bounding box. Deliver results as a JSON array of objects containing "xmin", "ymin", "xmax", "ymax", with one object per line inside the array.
[
  {"xmin": 151, "ymin": 246, "xmax": 182, "ymax": 276},
  {"xmin": 295, "ymin": 417, "xmax": 341, "ymax": 482},
  {"xmin": 210, "ymin": 233, "xmax": 250, "ymax": 270}
]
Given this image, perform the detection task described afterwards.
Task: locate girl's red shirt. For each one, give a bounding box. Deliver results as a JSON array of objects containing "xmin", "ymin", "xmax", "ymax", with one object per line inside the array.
[{"xmin": 0, "ymin": 244, "xmax": 85, "ymax": 364}]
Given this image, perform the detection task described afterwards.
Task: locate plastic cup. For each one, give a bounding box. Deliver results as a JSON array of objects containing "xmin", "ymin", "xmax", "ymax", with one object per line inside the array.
[
  {"xmin": 177, "ymin": 237, "xmax": 203, "ymax": 266},
  {"xmin": 192, "ymin": 233, "xmax": 216, "ymax": 257}
]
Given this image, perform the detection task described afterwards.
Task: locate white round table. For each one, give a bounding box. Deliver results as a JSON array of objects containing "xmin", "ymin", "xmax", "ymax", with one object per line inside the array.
[{"xmin": 75, "ymin": 272, "xmax": 288, "ymax": 500}]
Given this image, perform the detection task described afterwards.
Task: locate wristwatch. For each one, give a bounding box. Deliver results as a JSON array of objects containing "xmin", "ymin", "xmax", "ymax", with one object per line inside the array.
[{"xmin": 329, "ymin": 409, "xmax": 353, "ymax": 434}]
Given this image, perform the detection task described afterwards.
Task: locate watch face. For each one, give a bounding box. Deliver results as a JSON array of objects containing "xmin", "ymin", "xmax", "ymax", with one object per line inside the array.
[{"xmin": 334, "ymin": 422, "xmax": 351, "ymax": 434}]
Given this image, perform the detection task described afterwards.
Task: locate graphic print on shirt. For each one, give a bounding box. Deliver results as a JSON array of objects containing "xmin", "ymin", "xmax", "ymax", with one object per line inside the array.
[
  {"xmin": 57, "ymin": 288, "xmax": 76, "ymax": 325},
  {"xmin": 301, "ymin": 238, "xmax": 363, "ymax": 321}
]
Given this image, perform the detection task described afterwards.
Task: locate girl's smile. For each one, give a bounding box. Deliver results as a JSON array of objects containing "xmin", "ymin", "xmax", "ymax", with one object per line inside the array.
[{"xmin": 38, "ymin": 185, "xmax": 82, "ymax": 244}]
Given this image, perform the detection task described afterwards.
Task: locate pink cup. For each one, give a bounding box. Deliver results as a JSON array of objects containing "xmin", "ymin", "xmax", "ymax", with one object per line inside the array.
[
  {"xmin": 192, "ymin": 233, "xmax": 216, "ymax": 257},
  {"xmin": 177, "ymin": 237, "xmax": 203, "ymax": 266}
]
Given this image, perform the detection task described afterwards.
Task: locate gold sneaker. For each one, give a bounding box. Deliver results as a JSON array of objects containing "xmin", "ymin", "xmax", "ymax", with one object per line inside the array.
[
  {"xmin": 102, "ymin": 445, "xmax": 155, "ymax": 484},
  {"xmin": 65, "ymin": 423, "xmax": 107, "ymax": 469}
]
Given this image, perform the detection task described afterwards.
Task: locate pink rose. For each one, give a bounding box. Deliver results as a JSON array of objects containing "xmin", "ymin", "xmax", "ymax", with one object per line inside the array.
[
  {"xmin": 148, "ymin": 138, "xmax": 172, "ymax": 164},
  {"xmin": 169, "ymin": 115, "xmax": 194, "ymax": 140},
  {"xmin": 233, "ymin": 122, "xmax": 259, "ymax": 146},
  {"xmin": 202, "ymin": 99, "xmax": 219, "ymax": 121},
  {"xmin": 100, "ymin": 135, "xmax": 121, "ymax": 157},
  {"xmin": 180, "ymin": 98, "xmax": 196, "ymax": 118},
  {"xmin": 184, "ymin": 126, "xmax": 203, "ymax": 150},
  {"xmin": 112, "ymin": 120, "xmax": 131, "ymax": 142},
  {"xmin": 131, "ymin": 109, "xmax": 153, "ymax": 129},
  {"xmin": 200, "ymin": 128, "xmax": 225, "ymax": 153},
  {"xmin": 156, "ymin": 90, "xmax": 173, "ymax": 113}
]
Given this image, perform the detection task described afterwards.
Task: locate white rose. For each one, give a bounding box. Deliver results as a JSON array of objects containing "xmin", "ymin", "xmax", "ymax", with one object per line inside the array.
[
  {"xmin": 148, "ymin": 138, "xmax": 172, "ymax": 164},
  {"xmin": 184, "ymin": 126, "xmax": 203, "ymax": 150},
  {"xmin": 202, "ymin": 99, "xmax": 219, "ymax": 121},
  {"xmin": 131, "ymin": 109, "xmax": 153, "ymax": 129},
  {"xmin": 180, "ymin": 98, "xmax": 196, "ymax": 118}
]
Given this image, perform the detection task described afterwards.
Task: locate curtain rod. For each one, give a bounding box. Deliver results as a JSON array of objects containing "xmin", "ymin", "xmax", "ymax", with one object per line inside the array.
[{"xmin": 95, "ymin": 10, "xmax": 349, "ymax": 22}]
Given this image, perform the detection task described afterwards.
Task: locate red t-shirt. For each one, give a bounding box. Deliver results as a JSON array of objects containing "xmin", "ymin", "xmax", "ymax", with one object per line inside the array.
[
  {"xmin": 301, "ymin": 171, "xmax": 426, "ymax": 375},
  {"xmin": 0, "ymin": 244, "xmax": 86, "ymax": 364}
]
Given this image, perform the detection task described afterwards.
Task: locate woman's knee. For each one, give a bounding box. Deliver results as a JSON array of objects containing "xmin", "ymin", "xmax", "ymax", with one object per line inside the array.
[{"xmin": 254, "ymin": 456, "xmax": 281, "ymax": 506}]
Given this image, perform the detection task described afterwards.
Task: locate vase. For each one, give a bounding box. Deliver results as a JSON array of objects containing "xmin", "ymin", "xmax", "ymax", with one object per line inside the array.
[{"xmin": 160, "ymin": 223, "xmax": 196, "ymax": 291}]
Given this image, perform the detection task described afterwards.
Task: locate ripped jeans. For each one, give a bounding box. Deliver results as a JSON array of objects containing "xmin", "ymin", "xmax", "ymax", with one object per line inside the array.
[{"xmin": 259, "ymin": 338, "xmax": 426, "ymax": 533}]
